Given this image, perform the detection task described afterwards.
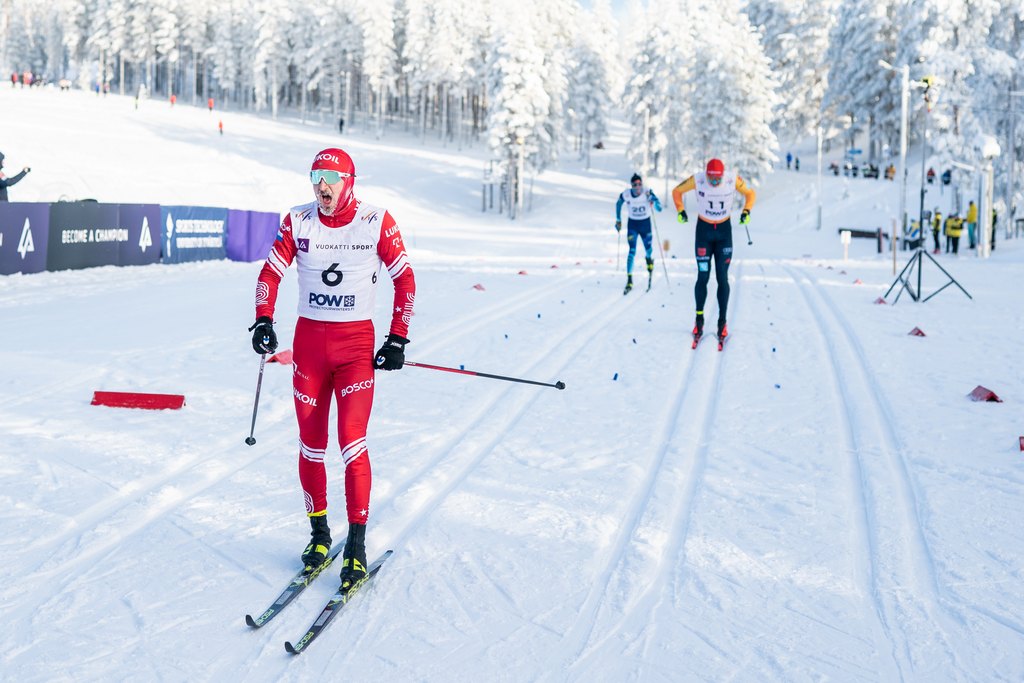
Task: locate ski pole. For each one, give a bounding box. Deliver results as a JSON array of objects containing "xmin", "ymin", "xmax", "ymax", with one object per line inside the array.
[
  {"xmin": 616, "ymin": 228, "xmax": 621, "ymax": 271},
  {"xmin": 743, "ymin": 218, "xmax": 753, "ymax": 245},
  {"xmin": 245, "ymin": 353, "xmax": 267, "ymax": 446},
  {"xmin": 650, "ymin": 208, "xmax": 671, "ymax": 288},
  {"xmin": 405, "ymin": 361, "xmax": 565, "ymax": 390}
]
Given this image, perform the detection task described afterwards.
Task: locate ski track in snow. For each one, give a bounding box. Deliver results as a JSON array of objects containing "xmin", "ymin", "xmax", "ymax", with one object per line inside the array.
[
  {"xmin": 781, "ymin": 261, "xmax": 964, "ymax": 679},
  {"xmin": 320, "ymin": 278, "xmax": 651, "ymax": 673},
  {"xmin": 550, "ymin": 263, "xmax": 741, "ymax": 681}
]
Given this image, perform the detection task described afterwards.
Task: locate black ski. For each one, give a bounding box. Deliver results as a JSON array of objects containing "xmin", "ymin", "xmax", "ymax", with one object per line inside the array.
[
  {"xmin": 284, "ymin": 550, "xmax": 394, "ymax": 655},
  {"xmin": 245, "ymin": 544, "xmax": 345, "ymax": 629}
]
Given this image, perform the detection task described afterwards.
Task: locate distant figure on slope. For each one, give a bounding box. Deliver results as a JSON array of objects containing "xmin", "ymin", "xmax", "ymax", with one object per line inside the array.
[
  {"xmin": 672, "ymin": 158, "xmax": 756, "ymax": 349},
  {"xmin": 966, "ymin": 200, "xmax": 978, "ymax": 250},
  {"xmin": 0, "ymin": 152, "xmax": 31, "ymax": 202},
  {"xmin": 945, "ymin": 214, "xmax": 963, "ymax": 254},
  {"xmin": 931, "ymin": 208, "xmax": 942, "ymax": 254},
  {"xmin": 615, "ymin": 172, "xmax": 662, "ymax": 294},
  {"xmin": 249, "ymin": 147, "xmax": 416, "ymax": 591}
]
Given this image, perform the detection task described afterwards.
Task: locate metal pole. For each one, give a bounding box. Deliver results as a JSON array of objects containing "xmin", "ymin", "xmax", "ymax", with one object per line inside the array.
[
  {"xmin": 982, "ymin": 163, "xmax": 994, "ymax": 258},
  {"xmin": 245, "ymin": 354, "xmax": 267, "ymax": 446},
  {"xmin": 1009, "ymin": 84, "xmax": 1021, "ymax": 237},
  {"xmin": 816, "ymin": 124, "xmax": 823, "ymax": 230},
  {"xmin": 919, "ymin": 97, "xmax": 928, "ymax": 247},
  {"xmin": 898, "ymin": 66, "xmax": 910, "ymax": 234}
]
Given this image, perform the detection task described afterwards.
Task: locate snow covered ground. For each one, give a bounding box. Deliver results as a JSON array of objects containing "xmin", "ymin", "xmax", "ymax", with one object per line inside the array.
[{"xmin": 2, "ymin": 87, "xmax": 1023, "ymax": 682}]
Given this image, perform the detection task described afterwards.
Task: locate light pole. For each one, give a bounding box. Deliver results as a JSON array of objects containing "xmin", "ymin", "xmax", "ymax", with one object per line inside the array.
[
  {"xmin": 1007, "ymin": 88, "xmax": 1024, "ymax": 237},
  {"xmin": 879, "ymin": 60, "xmax": 910, "ymax": 233},
  {"xmin": 917, "ymin": 76, "xmax": 937, "ymax": 246},
  {"xmin": 816, "ymin": 124, "xmax": 823, "ymax": 230}
]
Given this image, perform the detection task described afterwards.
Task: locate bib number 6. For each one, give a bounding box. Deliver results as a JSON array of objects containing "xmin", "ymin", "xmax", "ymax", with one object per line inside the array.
[{"xmin": 321, "ymin": 263, "xmax": 343, "ymax": 287}]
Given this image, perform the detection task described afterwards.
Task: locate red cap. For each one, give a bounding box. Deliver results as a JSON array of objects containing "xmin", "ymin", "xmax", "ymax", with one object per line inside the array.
[
  {"xmin": 311, "ymin": 148, "xmax": 355, "ymax": 176},
  {"xmin": 706, "ymin": 158, "xmax": 725, "ymax": 177}
]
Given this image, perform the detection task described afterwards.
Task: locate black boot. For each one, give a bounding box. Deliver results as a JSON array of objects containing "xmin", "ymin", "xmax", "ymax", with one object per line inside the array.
[
  {"xmin": 623, "ymin": 274, "xmax": 633, "ymax": 295},
  {"xmin": 693, "ymin": 313, "xmax": 704, "ymax": 337},
  {"xmin": 340, "ymin": 523, "xmax": 368, "ymax": 591},
  {"xmin": 717, "ymin": 318, "xmax": 728, "ymax": 340},
  {"xmin": 301, "ymin": 514, "xmax": 332, "ymax": 572},
  {"xmin": 645, "ymin": 257, "xmax": 654, "ymax": 273}
]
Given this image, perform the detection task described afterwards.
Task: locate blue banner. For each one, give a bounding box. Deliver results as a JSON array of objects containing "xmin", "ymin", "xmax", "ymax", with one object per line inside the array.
[
  {"xmin": 0, "ymin": 202, "xmax": 49, "ymax": 275},
  {"xmin": 160, "ymin": 206, "xmax": 228, "ymax": 264},
  {"xmin": 117, "ymin": 204, "xmax": 162, "ymax": 267}
]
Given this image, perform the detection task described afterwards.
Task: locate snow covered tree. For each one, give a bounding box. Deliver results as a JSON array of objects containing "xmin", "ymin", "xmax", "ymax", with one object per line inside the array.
[
  {"xmin": 586, "ymin": 0, "xmax": 624, "ymax": 100},
  {"xmin": 354, "ymin": 0, "xmax": 398, "ymax": 137},
  {"xmin": 627, "ymin": 0, "xmax": 777, "ymax": 182},
  {"xmin": 485, "ymin": 4, "xmax": 552, "ymax": 217},
  {"xmin": 746, "ymin": 0, "xmax": 836, "ymax": 140},
  {"xmin": 567, "ymin": 36, "xmax": 611, "ymax": 168},
  {"xmin": 622, "ymin": 0, "xmax": 695, "ymax": 179},
  {"xmin": 820, "ymin": 0, "xmax": 897, "ymax": 159}
]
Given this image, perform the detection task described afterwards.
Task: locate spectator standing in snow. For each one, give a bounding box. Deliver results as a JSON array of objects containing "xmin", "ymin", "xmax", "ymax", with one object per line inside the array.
[
  {"xmin": 946, "ymin": 214, "xmax": 963, "ymax": 254},
  {"xmin": 786, "ymin": 152, "xmax": 792, "ymax": 170},
  {"xmin": 0, "ymin": 152, "xmax": 31, "ymax": 202},
  {"xmin": 931, "ymin": 209, "xmax": 942, "ymax": 254},
  {"xmin": 966, "ymin": 200, "xmax": 978, "ymax": 249},
  {"xmin": 614, "ymin": 173, "xmax": 663, "ymax": 294}
]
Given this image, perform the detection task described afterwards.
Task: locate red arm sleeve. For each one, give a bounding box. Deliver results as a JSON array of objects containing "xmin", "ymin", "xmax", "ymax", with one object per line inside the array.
[
  {"xmin": 377, "ymin": 211, "xmax": 415, "ymax": 339},
  {"xmin": 255, "ymin": 213, "xmax": 297, "ymax": 320}
]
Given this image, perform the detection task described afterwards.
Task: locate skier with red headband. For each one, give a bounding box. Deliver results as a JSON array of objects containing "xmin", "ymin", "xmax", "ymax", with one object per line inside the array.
[
  {"xmin": 672, "ymin": 158, "xmax": 755, "ymax": 350},
  {"xmin": 249, "ymin": 147, "xmax": 415, "ymax": 592}
]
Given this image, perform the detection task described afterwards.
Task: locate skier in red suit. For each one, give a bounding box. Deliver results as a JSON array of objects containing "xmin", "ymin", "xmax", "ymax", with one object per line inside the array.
[{"xmin": 250, "ymin": 147, "xmax": 415, "ymax": 590}]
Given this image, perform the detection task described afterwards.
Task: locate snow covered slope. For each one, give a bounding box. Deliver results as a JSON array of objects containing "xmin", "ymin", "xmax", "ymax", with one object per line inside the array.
[{"xmin": 1, "ymin": 87, "xmax": 1022, "ymax": 682}]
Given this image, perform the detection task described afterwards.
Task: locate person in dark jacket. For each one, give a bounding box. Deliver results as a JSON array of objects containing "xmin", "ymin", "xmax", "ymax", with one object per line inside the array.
[{"xmin": 0, "ymin": 152, "xmax": 31, "ymax": 201}]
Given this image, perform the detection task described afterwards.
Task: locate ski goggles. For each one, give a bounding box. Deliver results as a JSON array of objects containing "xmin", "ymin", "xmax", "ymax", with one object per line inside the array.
[
  {"xmin": 707, "ymin": 176, "xmax": 722, "ymax": 186},
  {"xmin": 310, "ymin": 169, "xmax": 353, "ymax": 185}
]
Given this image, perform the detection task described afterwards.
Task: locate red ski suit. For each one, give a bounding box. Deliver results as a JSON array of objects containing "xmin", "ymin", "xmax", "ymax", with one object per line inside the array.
[{"xmin": 255, "ymin": 199, "xmax": 414, "ymax": 524}]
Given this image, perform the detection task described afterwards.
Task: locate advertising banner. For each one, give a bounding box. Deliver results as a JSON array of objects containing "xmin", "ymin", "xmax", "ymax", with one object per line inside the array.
[
  {"xmin": 247, "ymin": 211, "xmax": 282, "ymax": 262},
  {"xmin": 0, "ymin": 202, "xmax": 49, "ymax": 275},
  {"xmin": 116, "ymin": 204, "xmax": 162, "ymax": 267},
  {"xmin": 225, "ymin": 209, "xmax": 281, "ymax": 262},
  {"xmin": 46, "ymin": 202, "xmax": 122, "ymax": 271},
  {"xmin": 161, "ymin": 205, "xmax": 228, "ymax": 264}
]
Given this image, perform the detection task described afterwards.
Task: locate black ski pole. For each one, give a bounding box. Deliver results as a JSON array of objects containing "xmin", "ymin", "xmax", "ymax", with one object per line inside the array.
[
  {"xmin": 744, "ymin": 220, "xmax": 753, "ymax": 246},
  {"xmin": 650, "ymin": 207, "xmax": 671, "ymax": 288},
  {"xmin": 245, "ymin": 353, "xmax": 267, "ymax": 446},
  {"xmin": 405, "ymin": 361, "xmax": 565, "ymax": 390}
]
